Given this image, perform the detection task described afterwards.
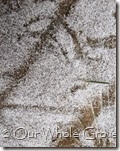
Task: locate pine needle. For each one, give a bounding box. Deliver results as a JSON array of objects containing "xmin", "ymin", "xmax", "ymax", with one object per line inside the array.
[{"xmin": 86, "ymin": 80, "xmax": 110, "ymax": 84}]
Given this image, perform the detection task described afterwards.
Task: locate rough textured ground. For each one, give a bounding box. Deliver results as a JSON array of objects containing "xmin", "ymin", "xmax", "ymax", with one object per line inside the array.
[{"xmin": 0, "ymin": 0, "xmax": 116, "ymax": 147}]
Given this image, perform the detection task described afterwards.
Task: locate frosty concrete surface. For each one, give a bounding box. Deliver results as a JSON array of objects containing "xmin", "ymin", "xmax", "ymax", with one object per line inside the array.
[{"xmin": 0, "ymin": 0, "xmax": 116, "ymax": 147}]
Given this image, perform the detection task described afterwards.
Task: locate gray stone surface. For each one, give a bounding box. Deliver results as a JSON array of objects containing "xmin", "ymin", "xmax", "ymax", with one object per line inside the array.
[{"xmin": 0, "ymin": 0, "xmax": 116, "ymax": 147}]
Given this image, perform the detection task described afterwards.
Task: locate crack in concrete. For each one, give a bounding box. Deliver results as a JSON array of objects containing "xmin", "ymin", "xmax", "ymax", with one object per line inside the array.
[{"xmin": 0, "ymin": 0, "xmax": 79, "ymax": 104}]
